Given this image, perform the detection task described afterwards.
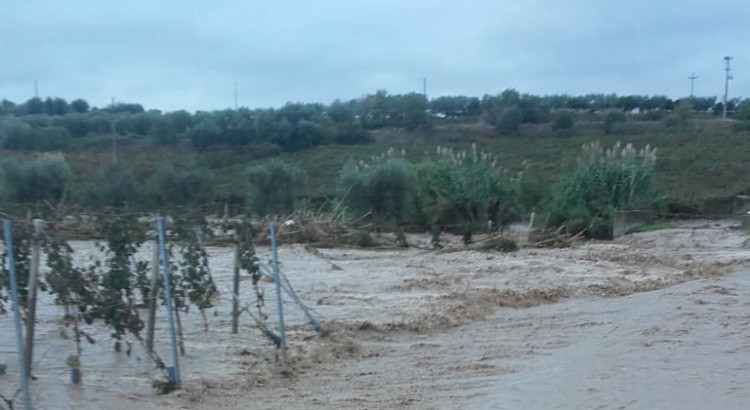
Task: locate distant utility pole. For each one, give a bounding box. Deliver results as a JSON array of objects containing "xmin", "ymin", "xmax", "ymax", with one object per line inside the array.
[
  {"xmin": 688, "ymin": 73, "xmax": 697, "ymax": 97},
  {"xmin": 33, "ymin": 80, "xmax": 38, "ymax": 98},
  {"xmin": 234, "ymin": 81, "xmax": 238, "ymax": 110},
  {"xmin": 423, "ymin": 77, "xmax": 427, "ymax": 98},
  {"xmin": 723, "ymin": 56, "xmax": 733, "ymax": 119}
]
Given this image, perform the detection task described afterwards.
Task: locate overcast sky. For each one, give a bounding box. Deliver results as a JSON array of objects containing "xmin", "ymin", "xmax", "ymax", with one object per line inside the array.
[{"xmin": 2, "ymin": 0, "xmax": 748, "ymax": 112}]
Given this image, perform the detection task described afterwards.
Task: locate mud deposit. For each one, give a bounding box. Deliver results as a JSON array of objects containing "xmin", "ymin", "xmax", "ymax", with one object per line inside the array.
[{"xmin": 2, "ymin": 222, "xmax": 750, "ymax": 409}]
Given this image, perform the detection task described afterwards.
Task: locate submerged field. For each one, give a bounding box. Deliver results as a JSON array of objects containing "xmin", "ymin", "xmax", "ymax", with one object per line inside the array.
[{"xmin": 2, "ymin": 220, "xmax": 750, "ymax": 409}]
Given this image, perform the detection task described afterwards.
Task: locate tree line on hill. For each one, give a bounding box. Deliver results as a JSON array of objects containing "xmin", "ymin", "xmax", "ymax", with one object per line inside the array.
[{"xmin": 2, "ymin": 89, "xmax": 749, "ymax": 153}]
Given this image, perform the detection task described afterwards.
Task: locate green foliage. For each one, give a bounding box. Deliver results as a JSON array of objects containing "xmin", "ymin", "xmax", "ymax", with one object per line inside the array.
[
  {"xmin": 496, "ymin": 105, "xmax": 523, "ymax": 135},
  {"xmin": 114, "ymin": 113, "xmax": 155, "ymax": 136},
  {"xmin": 70, "ymin": 99, "xmax": 90, "ymax": 114},
  {"xmin": 102, "ymin": 102, "xmax": 144, "ymax": 114},
  {"xmin": 338, "ymin": 156, "xmax": 414, "ymax": 228},
  {"xmin": 430, "ymin": 96, "xmax": 481, "ymax": 117},
  {"xmin": 276, "ymin": 119, "xmax": 324, "ymax": 152},
  {"xmin": 334, "ymin": 122, "xmax": 371, "ymax": 145},
  {"xmin": 0, "ymin": 153, "xmax": 71, "ymax": 203},
  {"xmin": 65, "ymin": 355, "xmax": 80, "ymax": 369},
  {"xmin": 360, "ymin": 91, "xmax": 428, "ymax": 129},
  {"xmin": 154, "ymin": 163, "xmax": 214, "ymax": 206},
  {"xmin": 246, "ymin": 160, "xmax": 307, "ymax": 216},
  {"xmin": 0, "ymin": 223, "xmax": 32, "ymax": 314},
  {"xmin": 188, "ymin": 118, "xmax": 222, "ymax": 149},
  {"xmin": 1, "ymin": 118, "xmax": 72, "ymax": 150},
  {"xmin": 664, "ymin": 100, "xmax": 695, "ymax": 131},
  {"xmin": 165, "ymin": 110, "xmax": 193, "ymax": 133},
  {"xmin": 94, "ymin": 215, "xmax": 147, "ymax": 340},
  {"xmin": 354, "ymin": 229, "xmax": 375, "ymax": 247},
  {"xmin": 415, "ymin": 145, "xmax": 518, "ymax": 231},
  {"xmin": 148, "ymin": 117, "xmax": 178, "ymax": 145},
  {"xmin": 174, "ymin": 222, "xmax": 217, "ymax": 328},
  {"xmin": 552, "ymin": 110, "xmax": 574, "ymax": 133},
  {"xmin": 85, "ymin": 162, "xmax": 138, "ymax": 208},
  {"xmin": 548, "ymin": 142, "xmax": 657, "ymax": 239},
  {"xmin": 603, "ymin": 110, "xmax": 626, "ymax": 134},
  {"xmin": 227, "ymin": 221, "xmax": 259, "ymax": 283},
  {"xmin": 737, "ymin": 99, "xmax": 750, "ymax": 121},
  {"xmin": 45, "ymin": 230, "xmax": 99, "ymax": 324}
]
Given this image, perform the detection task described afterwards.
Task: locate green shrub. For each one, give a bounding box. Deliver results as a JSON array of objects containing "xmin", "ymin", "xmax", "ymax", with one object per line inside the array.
[
  {"xmin": 603, "ymin": 110, "xmax": 626, "ymax": 134},
  {"xmin": 552, "ymin": 110, "xmax": 574, "ymax": 130},
  {"xmin": 548, "ymin": 141, "xmax": 657, "ymax": 239},
  {"xmin": 0, "ymin": 117, "xmax": 71, "ymax": 150},
  {"xmin": 1, "ymin": 153, "xmax": 71, "ymax": 203},
  {"xmin": 335, "ymin": 122, "xmax": 371, "ymax": 145},
  {"xmin": 188, "ymin": 119, "xmax": 221, "ymax": 149},
  {"xmin": 496, "ymin": 105, "xmax": 523, "ymax": 135},
  {"xmin": 664, "ymin": 100, "xmax": 695, "ymax": 131},
  {"xmin": 154, "ymin": 163, "xmax": 214, "ymax": 206},
  {"xmin": 415, "ymin": 145, "xmax": 518, "ymax": 231},
  {"xmin": 148, "ymin": 118, "xmax": 179, "ymax": 146},
  {"xmin": 85, "ymin": 162, "xmax": 138, "ymax": 208},
  {"xmin": 354, "ymin": 229, "xmax": 375, "ymax": 247},
  {"xmin": 246, "ymin": 160, "xmax": 306, "ymax": 216},
  {"xmin": 338, "ymin": 156, "xmax": 414, "ymax": 228}
]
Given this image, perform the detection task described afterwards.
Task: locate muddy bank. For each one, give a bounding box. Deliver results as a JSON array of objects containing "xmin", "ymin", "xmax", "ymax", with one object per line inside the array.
[{"xmin": 1, "ymin": 222, "xmax": 749, "ymax": 409}]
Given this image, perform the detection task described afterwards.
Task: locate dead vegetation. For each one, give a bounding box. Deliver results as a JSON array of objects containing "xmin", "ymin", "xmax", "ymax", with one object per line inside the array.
[{"xmin": 528, "ymin": 226, "xmax": 585, "ymax": 248}]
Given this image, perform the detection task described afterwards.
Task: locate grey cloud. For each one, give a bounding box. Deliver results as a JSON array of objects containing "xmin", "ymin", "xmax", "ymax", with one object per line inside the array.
[{"xmin": 1, "ymin": 0, "xmax": 748, "ymax": 111}]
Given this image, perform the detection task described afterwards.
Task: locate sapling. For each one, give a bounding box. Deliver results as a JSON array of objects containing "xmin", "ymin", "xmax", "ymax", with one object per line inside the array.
[
  {"xmin": 94, "ymin": 215, "xmax": 146, "ymax": 351},
  {"xmin": 175, "ymin": 222, "xmax": 217, "ymax": 332},
  {"xmin": 45, "ymin": 229, "xmax": 98, "ymax": 384}
]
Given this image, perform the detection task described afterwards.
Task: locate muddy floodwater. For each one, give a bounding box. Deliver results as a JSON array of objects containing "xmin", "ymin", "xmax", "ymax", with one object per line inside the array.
[{"xmin": 2, "ymin": 222, "xmax": 750, "ymax": 409}]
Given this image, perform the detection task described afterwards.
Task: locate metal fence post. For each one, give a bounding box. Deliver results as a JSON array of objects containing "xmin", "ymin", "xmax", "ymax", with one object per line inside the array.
[
  {"xmin": 156, "ymin": 217, "xmax": 181, "ymax": 389},
  {"xmin": 269, "ymin": 221, "xmax": 287, "ymax": 360},
  {"xmin": 4, "ymin": 220, "xmax": 32, "ymax": 410}
]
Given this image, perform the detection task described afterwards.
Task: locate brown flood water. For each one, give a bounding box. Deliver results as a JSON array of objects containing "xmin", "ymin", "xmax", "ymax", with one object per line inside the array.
[{"xmin": 1, "ymin": 224, "xmax": 750, "ymax": 409}]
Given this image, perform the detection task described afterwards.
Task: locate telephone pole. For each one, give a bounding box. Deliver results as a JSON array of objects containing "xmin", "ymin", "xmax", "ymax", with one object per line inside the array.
[
  {"xmin": 723, "ymin": 56, "xmax": 733, "ymax": 119},
  {"xmin": 423, "ymin": 77, "xmax": 427, "ymax": 98},
  {"xmin": 688, "ymin": 73, "xmax": 697, "ymax": 97}
]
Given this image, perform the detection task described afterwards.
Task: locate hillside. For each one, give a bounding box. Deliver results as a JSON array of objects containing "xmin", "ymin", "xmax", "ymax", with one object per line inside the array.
[
  {"xmin": 2, "ymin": 97, "xmax": 750, "ymax": 220},
  {"xmin": 49, "ymin": 118, "xmax": 750, "ymax": 215}
]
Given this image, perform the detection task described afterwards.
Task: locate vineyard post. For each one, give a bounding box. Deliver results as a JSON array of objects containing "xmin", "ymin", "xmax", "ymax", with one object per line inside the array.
[
  {"xmin": 232, "ymin": 244, "xmax": 240, "ymax": 334},
  {"xmin": 25, "ymin": 219, "xmax": 43, "ymax": 375},
  {"xmin": 156, "ymin": 218, "xmax": 181, "ymax": 389},
  {"xmin": 269, "ymin": 221, "xmax": 287, "ymax": 360},
  {"xmin": 3, "ymin": 220, "xmax": 32, "ymax": 410},
  {"xmin": 194, "ymin": 227, "xmax": 212, "ymax": 331},
  {"xmin": 146, "ymin": 240, "xmax": 160, "ymax": 354}
]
